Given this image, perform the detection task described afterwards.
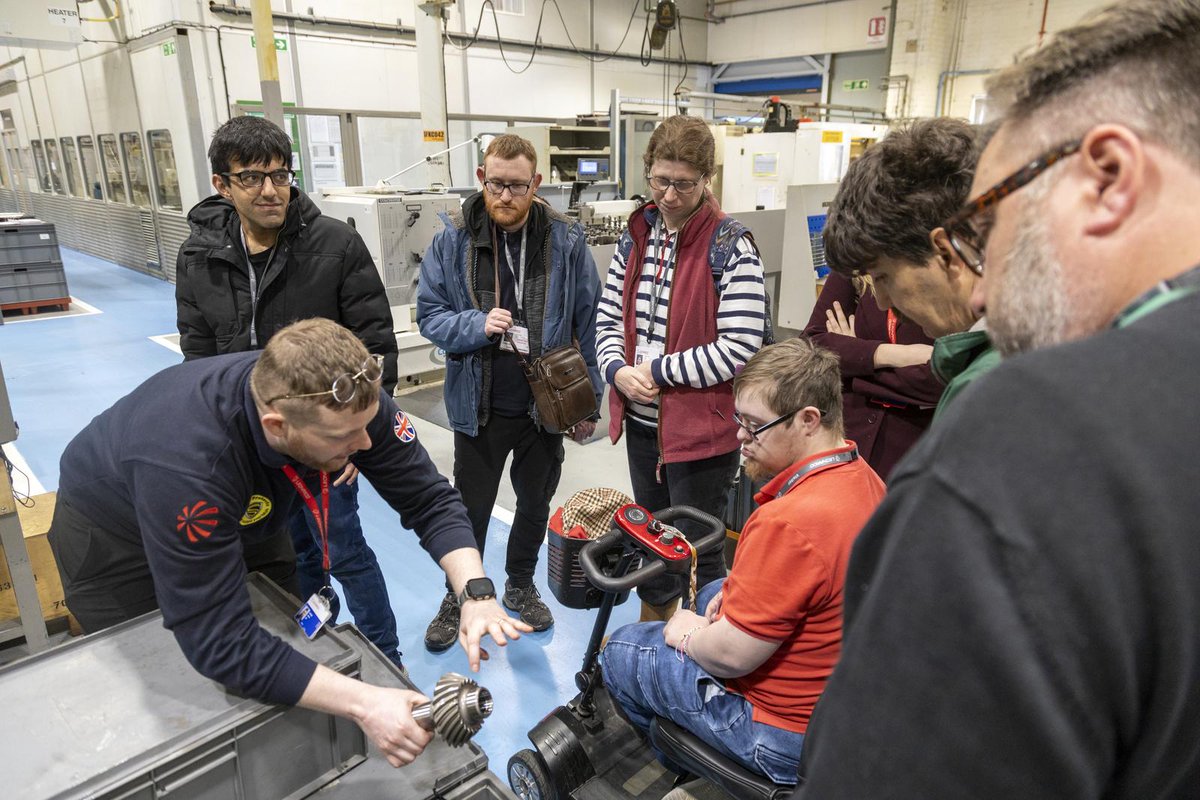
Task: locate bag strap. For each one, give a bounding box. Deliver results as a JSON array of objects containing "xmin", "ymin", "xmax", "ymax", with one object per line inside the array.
[{"xmin": 708, "ymin": 217, "xmax": 775, "ymax": 346}]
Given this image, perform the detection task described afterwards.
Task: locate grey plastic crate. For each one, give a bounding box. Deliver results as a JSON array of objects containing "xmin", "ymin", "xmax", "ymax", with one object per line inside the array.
[
  {"xmin": 0, "ymin": 260, "xmax": 70, "ymax": 306},
  {"xmin": 1, "ymin": 573, "xmax": 367, "ymax": 800},
  {"xmin": 0, "ymin": 260, "xmax": 66, "ymax": 288},
  {"xmin": 0, "ymin": 221, "xmax": 61, "ymax": 267}
]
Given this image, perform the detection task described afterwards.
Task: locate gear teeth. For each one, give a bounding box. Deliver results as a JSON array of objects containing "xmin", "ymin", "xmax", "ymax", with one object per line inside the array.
[{"xmin": 422, "ymin": 672, "xmax": 493, "ymax": 747}]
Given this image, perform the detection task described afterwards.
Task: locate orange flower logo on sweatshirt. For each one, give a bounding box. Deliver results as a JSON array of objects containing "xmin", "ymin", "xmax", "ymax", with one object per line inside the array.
[{"xmin": 177, "ymin": 500, "xmax": 220, "ymax": 543}]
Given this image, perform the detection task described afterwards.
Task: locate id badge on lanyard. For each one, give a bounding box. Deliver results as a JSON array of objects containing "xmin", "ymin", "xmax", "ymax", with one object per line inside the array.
[
  {"xmin": 282, "ymin": 465, "xmax": 335, "ymax": 639},
  {"xmin": 497, "ymin": 227, "xmax": 532, "ymax": 354}
]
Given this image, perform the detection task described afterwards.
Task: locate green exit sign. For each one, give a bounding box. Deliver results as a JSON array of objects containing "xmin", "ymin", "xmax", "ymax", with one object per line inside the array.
[
  {"xmin": 161, "ymin": 41, "xmax": 176, "ymax": 56},
  {"xmin": 250, "ymin": 35, "xmax": 288, "ymax": 52},
  {"xmin": 842, "ymin": 79, "xmax": 870, "ymax": 91}
]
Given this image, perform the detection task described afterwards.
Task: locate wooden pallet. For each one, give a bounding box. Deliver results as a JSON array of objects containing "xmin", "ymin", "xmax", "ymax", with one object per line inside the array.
[{"xmin": 0, "ymin": 296, "xmax": 70, "ymax": 316}]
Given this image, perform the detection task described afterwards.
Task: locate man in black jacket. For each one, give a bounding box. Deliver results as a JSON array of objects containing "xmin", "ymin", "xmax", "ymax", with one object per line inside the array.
[
  {"xmin": 797, "ymin": 1, "xmax": 1200, "ymax": 796},
  {"xmin": 175, "ymin": 116, "xmax": 404, "ymax": 667}
]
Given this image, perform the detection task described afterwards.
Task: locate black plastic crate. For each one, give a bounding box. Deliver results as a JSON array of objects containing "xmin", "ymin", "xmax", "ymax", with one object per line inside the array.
[{"xmin": 546, "ymin": 525, "xmax": 631, "ymax": 610}]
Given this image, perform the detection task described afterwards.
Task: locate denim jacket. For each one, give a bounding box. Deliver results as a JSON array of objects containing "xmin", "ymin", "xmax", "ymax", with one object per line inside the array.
[{"xmin": 417, "ymin": 194, "xmax": 602, "ymax": 436}]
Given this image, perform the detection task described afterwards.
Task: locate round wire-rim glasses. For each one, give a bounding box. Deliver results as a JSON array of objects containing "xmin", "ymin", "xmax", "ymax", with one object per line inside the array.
[{"xmin": 265, "ymin": 354, "xmax": 384, "ymax": 405}]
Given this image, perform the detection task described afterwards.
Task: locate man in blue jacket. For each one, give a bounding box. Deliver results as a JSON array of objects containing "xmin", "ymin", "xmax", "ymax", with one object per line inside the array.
[
  {"xmin": 417, "ymin": 134, "xmax": 602, "ymax": 649},
  {"xmin": 48, "ymin": 319, "xmax": 529, "ymax": 768}
]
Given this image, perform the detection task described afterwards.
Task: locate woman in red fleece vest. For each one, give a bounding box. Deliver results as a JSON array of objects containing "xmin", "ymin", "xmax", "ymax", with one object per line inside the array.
[{"xmin": 594, "ymin": 115, "xmax": 769, "ymax": 617}]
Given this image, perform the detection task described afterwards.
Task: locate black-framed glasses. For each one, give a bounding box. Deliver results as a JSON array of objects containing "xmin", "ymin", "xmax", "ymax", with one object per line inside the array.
[
  {"xmin": 944, "ymin": 138, "xmax": 1082, "ymax": 275},
  {"xmin": 265, "ymin": 355, "xmax": 384, "ymax": 405},
  {"xmin": 482, "ymin": 179, "xmax": 532, "ymax": 197},
  {"xmin": 221, "ymin": 168, "xmax": 295, "ymax": 190},
  {"xmin": 733, "ymin": 409, "xmax": 811, "ymax": 442},
  {"xmin": 646, "ymin": 175, "xmax": 702, "ymax": 195}
]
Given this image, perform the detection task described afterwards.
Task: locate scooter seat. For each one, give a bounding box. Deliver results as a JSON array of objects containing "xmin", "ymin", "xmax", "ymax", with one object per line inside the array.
[{"xmin": 649, "ymin": 718, "xmax": 795, "ymax": 800}]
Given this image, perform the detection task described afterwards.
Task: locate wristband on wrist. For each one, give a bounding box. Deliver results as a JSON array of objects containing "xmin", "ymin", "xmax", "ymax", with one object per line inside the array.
[{"xmin": 675, "ymin": 624, "xmax": 704, "ymax": 663}]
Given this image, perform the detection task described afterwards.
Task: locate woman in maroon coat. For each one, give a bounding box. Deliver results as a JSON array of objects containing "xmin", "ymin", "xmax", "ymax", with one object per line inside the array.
[{"xmin": 804, "ymin": 272, "xmax": 944, "ymax": 481}]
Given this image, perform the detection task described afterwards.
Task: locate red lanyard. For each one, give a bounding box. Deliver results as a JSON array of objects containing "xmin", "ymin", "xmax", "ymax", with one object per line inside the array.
[
  {"xmin": 282, "ymin": 465, "xmax": 330, "ymax": 573},
  {"xmin": 647, "ymin": 226, "xmax": 675, "ymax": 339},
  {"xmin": 886, "ymin": 309, "xmax": 899, "ymax": 344}
]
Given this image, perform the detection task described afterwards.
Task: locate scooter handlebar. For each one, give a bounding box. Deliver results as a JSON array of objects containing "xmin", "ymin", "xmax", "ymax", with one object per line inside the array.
[
  {"xmin": 579, "ymin": 530, "xmax": 665, "ymax": 591},
  {"xmin": 654, "ymin": 506, "xmax": 727, "ymax": 555},
  {"xmin": 578, "ymin": 505, "xmax": 725, "ymax": 592}
]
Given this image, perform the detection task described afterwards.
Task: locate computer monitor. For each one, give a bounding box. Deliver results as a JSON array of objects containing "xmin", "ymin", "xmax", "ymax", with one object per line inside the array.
[{"xmin": 577, "ymin": 157, "xmax": 609, "ymax": 180}]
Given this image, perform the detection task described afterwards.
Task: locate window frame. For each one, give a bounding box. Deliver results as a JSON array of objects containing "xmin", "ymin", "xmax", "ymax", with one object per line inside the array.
[
  {"xmin": 59, "ymin": 136, "xmax": 85, "ymax": 198},
  {"xmin": 30, "ymin": 139, "xmax": 50, "ymax": 193},
  {"xmin": 98, "ymin": 133, "xmax": 129, "ymax": 204},
  {"xmin": 77, "ymin": 135, "xmax": 103, "ymax": 200},
  {"xmin": 43, "ymin": 138, "xmax": 66, "ymax": 195},
  {"xmin": 146, "ymin": 128, "xmax": 182, "ymax": 211},
  {"xmin": 119, "ymin": 131, "xmax": 152, "ymax": 209}
]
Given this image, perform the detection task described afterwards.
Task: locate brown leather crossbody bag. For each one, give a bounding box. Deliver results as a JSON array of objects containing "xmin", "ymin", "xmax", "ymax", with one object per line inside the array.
[{"xmin": 492, "ymin": 230, "xmax": 596, "ymax": 433}]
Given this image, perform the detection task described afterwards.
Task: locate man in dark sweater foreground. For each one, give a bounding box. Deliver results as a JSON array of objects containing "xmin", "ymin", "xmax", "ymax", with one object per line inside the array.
[
  {"xmin": 798, "ymin": 1, "xmax": 1200, "ymax": 797},
  {"xmin": 49, "ymin": 319, "xmax": 530, "ymax": 768}
]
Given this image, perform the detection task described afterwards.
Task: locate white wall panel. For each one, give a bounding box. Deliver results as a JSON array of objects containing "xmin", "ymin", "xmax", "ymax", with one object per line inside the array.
[
  {"xmin": 124, "ymin": 0, "xmax": 202, "ymax": 31},
  {"xmin": 888, "ymin": 0, "xmax": 1112, "ymax": 119},
  {"xmin": 79, "ymin": 48, "xmax": 142, "ymax": 134},
  {"xmin": 292, "ymin": 38, "xmax": 420, "ymax": 112},
  {"xmin": 708, "ymin": 0, "xmax": 889, "ymax": 64},
  {"xmin": 217, "ymin": 29, "xmax": 298, "ymax": 107},
  {"xmin": 41, "ymin": 59, "xmax": 90, "ymax": 135}
]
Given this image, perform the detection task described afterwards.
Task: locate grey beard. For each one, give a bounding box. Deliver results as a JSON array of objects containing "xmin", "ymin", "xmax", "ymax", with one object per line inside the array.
[{"xmin": 987, "ymin": 194, "xmax": 1070, "ymax": 357}]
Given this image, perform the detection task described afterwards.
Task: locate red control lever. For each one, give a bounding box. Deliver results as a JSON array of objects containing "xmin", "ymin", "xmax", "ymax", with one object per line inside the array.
[{"xmin": 614, "ymin": 503, "xmax": 692, "ymax": 566}]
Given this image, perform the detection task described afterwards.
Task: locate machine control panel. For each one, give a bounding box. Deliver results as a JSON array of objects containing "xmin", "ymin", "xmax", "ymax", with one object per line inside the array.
[{"xmin": 614, "ymin": 504, "xmax": 692, "ymax": 563}]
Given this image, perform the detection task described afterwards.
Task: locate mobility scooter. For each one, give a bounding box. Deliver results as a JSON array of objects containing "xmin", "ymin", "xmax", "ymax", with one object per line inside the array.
[{"xmin": 506, "ymin": 503, "xmax": 796, "ymax": 800}]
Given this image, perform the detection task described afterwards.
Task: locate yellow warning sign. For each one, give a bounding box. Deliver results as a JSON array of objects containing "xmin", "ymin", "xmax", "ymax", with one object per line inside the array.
[
  {"xmin": 423, "ymin": 130, "xmax": 447, "ymax": 143},
  {"xmin": 821, "ymin": 130, "xmax": 845, "ymax": 144}
]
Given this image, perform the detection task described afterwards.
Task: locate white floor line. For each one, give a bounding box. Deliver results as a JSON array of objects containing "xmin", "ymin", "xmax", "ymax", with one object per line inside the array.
[
  {"xmin": 2, "ymin": 296, "xmax": 102, "ymax": 324},
  {"xmin": 69, "ymin": 296, "xmax": 102, "ymax": 315},
  {"xmin": 149, "ymin": 333, "xmax": 183, "ymax": 355},
  {"xmin": 2, "ymin": 442, "xmax": 46, "ymax": 496},
  {"xmin": 491, "ymin": 505, "xmax": 515, "ymax": 526}
]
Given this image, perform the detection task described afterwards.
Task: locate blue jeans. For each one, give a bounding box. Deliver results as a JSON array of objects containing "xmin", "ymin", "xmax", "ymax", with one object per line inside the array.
[
  {"xmin": 290, "ymin": 479, "xmax": 403, "ymax": 666},
  {"xmin": 600, "ymin": 580, "xmax": 804, "ymax": 785}
]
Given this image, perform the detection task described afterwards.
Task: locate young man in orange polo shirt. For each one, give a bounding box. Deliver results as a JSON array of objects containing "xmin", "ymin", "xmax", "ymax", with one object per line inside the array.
[{"xmin": 601, "ymin": 337, "xmax": 886, "ymax": 785}]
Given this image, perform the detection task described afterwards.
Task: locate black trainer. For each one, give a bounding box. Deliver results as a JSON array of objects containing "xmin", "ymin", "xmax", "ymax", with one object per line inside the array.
[
  {"xmin": 424, "ymin": 591, "xmax": 460, "ymax": 652},
  {"xmin": 503, "ymin": 581, "xmax": 554, "ymax": 631}
]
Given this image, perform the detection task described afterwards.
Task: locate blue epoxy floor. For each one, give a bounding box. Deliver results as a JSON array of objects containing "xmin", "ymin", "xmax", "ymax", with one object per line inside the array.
[{"xmin": 0, "ymin": 247, "xmax": 640, "ymax": 782}]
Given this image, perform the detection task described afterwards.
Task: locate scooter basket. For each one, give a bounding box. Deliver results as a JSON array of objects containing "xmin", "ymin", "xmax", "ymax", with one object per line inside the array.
[{"xmin": 546, "ymin": 524, "xmax": 631, "ymax": 610}]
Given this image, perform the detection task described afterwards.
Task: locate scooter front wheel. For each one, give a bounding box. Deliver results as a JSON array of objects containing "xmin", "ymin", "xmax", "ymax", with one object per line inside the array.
[{"xmin": 509, "ymin": 748, "xmax": 557, "ymax": 800}]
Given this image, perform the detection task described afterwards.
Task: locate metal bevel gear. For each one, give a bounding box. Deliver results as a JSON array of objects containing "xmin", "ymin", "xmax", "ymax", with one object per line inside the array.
[{"xmin": 411, "ymin": 672, "xmax": 494, "ymax": 747}]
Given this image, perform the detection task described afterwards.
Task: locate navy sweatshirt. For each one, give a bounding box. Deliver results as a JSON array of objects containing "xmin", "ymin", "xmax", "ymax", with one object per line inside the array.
[{"xmin": 57, "ymin": 351, "xmax": 475, "ymax": 704}]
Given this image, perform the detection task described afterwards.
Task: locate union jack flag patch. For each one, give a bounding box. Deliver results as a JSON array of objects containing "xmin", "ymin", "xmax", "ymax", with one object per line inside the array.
[{"xmin": 393, "ymin": 410, "xmax": 416, "ymax": 443}]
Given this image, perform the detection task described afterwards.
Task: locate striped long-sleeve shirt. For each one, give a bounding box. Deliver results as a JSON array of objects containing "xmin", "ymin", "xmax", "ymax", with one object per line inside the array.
[{"xmin": 596, "ymin": 222, "xmax": 766, "ymax": 427}]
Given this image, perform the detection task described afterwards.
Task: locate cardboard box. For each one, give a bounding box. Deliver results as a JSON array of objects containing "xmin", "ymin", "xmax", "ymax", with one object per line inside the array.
[{"xmin": 0, "ymin": 491, "xmax": 68, "ymax": 622}]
